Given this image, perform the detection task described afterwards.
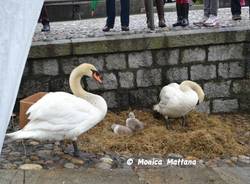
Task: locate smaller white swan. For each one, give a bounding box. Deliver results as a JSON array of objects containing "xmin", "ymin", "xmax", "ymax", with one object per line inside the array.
[
  {"xmin": 153, "ymin": 80, "xmax": 205, "ymax": 128},
  {"xmin": 6, "ymin": 63, "xmax": 107, "ymax": 156}
]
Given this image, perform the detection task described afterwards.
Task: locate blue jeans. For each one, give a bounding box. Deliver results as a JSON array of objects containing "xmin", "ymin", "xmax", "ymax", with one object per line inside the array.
[{"xmin": 105, "ymin": 0, "xmax": 130, "ymax": 27}]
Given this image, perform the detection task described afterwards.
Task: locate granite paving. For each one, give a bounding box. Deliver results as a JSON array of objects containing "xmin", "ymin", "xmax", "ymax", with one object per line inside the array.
[{"xmin": 33, "ymin": 7, "xmax": 250, "ymax": 43}]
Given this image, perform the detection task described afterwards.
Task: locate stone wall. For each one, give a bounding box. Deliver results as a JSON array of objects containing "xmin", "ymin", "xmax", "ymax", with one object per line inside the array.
[{"xmin": 19, "ymin": 28, "xmax": 250, "ymax": 113}]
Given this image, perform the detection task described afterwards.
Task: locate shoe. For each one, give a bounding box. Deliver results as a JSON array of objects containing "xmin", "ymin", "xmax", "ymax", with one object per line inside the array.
[
  {"xmin": 102, "ymin": 25, "xmax": 113, "ymax": 32},
  {"xmin": 173, "ymin": 4, "xmax": 182, "ymax": 27},
  {"xmin": 121, "ymin": 26, "xmax": 129, "ymax": 31},
  {"xmin": 204, "ymin": 15, "xmax": 219, "ymax": 27},
  {"xmin": 156, "ymin": 0, "xmax": 166, "ymax": 28},
  {"xmin": 193, "ymin": 16, "xmax": 209, "ymax": 26},
  {"xmin": 158, "ymin": 19, "xmax": 166, "ymax": 27},
  {"xmin": 41, "ymin": 24, "xmax": 50, "ymax": 32},
  {"xmin": 181, "ymin": 18, "xmax": 189, "ymax": 27},
  {"xmin": 181, "ymin": 3, "xmax": 189, "ymax": 27},
  {"xmin": 232, "ymin": 14, "xmax": 242, "ymax": 21}
]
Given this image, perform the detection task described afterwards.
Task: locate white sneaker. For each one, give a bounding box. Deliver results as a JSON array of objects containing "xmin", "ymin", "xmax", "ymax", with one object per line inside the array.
[
  {"xmin": 204, "ymin": 15, "xmax": 219, "ymax": 27},
  {"xmin": 193, "ymin": 16, "xmax": 209, "ymax": 26}
]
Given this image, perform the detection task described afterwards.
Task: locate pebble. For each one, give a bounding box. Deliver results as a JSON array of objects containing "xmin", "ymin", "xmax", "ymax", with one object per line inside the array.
[
  {"xmin": 37, "ymin": 150, "xmax": 52, "ymax": 159},
  {"xmin": 185, "ymin": 156, "xmax": 198, "ymax": 160},
  {"xmin": 71, "ymin": 158, "xmax": 84, "ymax": 165},
  {"xmin": 30, "ymin": 156, "xmax": 40, "ymax": 161},
  {"xmin": 19, "ymin": 164, "xmax": 43, "ymax": 170},
  {"xmin": 64, "ymin": 163, "xmax": 76, "ymax": 169},
  {"xmin": 3, "ymin": 163, "xmax": 17, "ymax": 169},
  {"xmin": 29, "ymin": 141, "xmax": 40, "ymax": 146},
  {"xmin": 167, "ymin": 153, "xmax": 183, "ymax": 159},
  {"xmin": 95, "ymin": 162, "xmax": 112, "ymax": 170},
  {"xmin": 238, "ymin": 155, "xmax": 250, "ymax": 164}
]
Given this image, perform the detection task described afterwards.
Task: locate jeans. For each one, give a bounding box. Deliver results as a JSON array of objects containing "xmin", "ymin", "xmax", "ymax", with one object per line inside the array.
[
  {"xmin": 204, "ymin": 0, "xmax": 218, "ymax": 16},
  {"xmin": 106, "ymin": 0, "xmax": 130, "ymax": 27},
  {"xmin": 231, "ymin": 0, "xmax": 241, "ymax": 15}
]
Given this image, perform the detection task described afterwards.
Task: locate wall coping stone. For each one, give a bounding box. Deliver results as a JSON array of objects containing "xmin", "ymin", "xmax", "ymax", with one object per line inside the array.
[{"xmin": 29, "ymin": 26, "xmax": 250, "ymax": 59}]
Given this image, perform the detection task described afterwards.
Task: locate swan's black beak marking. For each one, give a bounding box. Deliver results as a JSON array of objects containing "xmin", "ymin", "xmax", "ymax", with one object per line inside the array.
[{"xmin": 196, "ymin": 100, "xmax": 200, "ymax": 105}]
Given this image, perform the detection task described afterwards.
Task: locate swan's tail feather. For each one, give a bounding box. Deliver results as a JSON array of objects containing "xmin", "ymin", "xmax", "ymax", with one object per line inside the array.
[
  {"xmin": 153, "ymin": 104, "xmax": 160, "ymax": 112},
  {"xmin": 5, "ymin": 130, "xmax": 28, "ymax": 143}
]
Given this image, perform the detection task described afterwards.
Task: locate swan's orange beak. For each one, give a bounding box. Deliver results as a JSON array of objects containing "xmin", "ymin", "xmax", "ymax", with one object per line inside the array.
[{"xmin": 92, "ymin": 71, "xmax": 103, "ymax": 83}]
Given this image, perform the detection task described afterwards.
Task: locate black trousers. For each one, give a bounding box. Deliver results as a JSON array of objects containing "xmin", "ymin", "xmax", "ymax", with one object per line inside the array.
[
  {"xmin": 105, "ymin": 0, "xmax": 130, "ymax": 27},
  {"xmin": 231, "ymin": 0, "xmax": 241, "ymax": 15},
  {"xmin": 39, "ymin": 4, "xmax": 49, "ymax": 25}
]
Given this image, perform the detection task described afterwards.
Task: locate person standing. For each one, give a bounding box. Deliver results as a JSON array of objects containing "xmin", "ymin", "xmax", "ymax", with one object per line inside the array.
[
  {"xmin": 231, "ymin": 0, "xmax": 242, "ymax": 20},
  {"xmin": 39, "ymin": 4, "xmax": 50, "ymax": 32},
  {"xmin": 103, "ymin": 0, "xmax": 130, "ymax": 32},
  {"xmin": 194, "ymin": 0, "xmax": 219, "ymax": 27},
  {"xmin": 172, "ymin": 0, "xmax": 189, "ymax": 27},
  {"xmin": 145, "ymin": 0, "xmax": 166, "ymax": 29}
]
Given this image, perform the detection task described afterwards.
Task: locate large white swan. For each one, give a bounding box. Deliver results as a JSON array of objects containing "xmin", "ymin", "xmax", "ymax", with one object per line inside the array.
[
  {"xmin": 6, "ymin": 63, "xmax": 107, "ymax": 156},
  {"xmin": 153, "ymin": 80, "xmax": 205, "ymax": 128}
]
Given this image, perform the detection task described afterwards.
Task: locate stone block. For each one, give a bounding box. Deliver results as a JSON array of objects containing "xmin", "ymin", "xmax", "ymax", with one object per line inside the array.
[
  {"xmin": 166, "ymin": 67, "xmax": 188, "ymax": 82},
  {"xmin": 136, "ymin": 69, "xmax": 162, "ymax": 87},
  {"xmin": 32, "ymin": 59, "xmax": 59, "ymax": 76},
  {"xmin": 204, "ymin": 81, "xmax": 231, "ymax": 98},
  {"xmin": 119, "ymin": 72, "xmax": 134, "ymax": 88},
  {"xmin": 155, "ymin": 49, "xmax": 179, "ymax": 66},
  {"xmin": 23, "ymin": 62, "xmax": 30, "ymax": 76},
  {"xmin": 129, "ymin": 88, "xmax": 158, "ymax": 107},
  {"xmin": 86, "ymin": 78, "xmax": 102, "ymax": 91},
  {"xmin": 181, "ymin": 48, "xmax": 206, "ymax": 63},
  {"xmin": 102, "ymin": 91, "xmax": 118, "ymax": 108},
  {"xmin": 196, "ymin": 101, "xmax": 210, "ymax": 113},
  {"xmin": 246, "ymin": 60, "xmax": 250, "ymax": 78},
  {"xmin": 103, "ymin": 73, "xmax": 118, "ymax": 90},
  {"xmin": 79, "ymin": 56, "xmax": 104, "ymax": 71},
  {"xmin": 106, "ymin": 54, "xmax": 127, "ymax": 70},
  {"xmin": 212, "ymin": 99, "xmax": 239, "ymax": 113},
  {"xmin": 18, "ymin": 78, "xmax": 50, "ymax": 99},
  {"xmin": 191, "ymin": 65, "xmax": 216, "ymax": 80},
  {"xmin": 60, "ymin": 57, "xmax": 79, "ymax": 74},
  {"xmin": 232, "ymin": 79, "xmax": 250, "ymax": 95},
  {"xmin": 128, "ymin": 51, "xmax": 153, "ymax": 68},
  {"xmin": 208, "ymin": 44, "xmax": 244, "ymax": 61},
  {"xmin": 218, "ymin": 62, "xmax": 245, "ymax": 79},
  {"xmin": 238, "ymin": 96, "xmax": 250, "ymax": 112},
  {"xmin": 49, "ymin": 77, "xmax": 71, "ymax": 92}
]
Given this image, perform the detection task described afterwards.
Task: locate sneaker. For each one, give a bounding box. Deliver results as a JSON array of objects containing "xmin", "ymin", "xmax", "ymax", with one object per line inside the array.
[
  {"xmin": 41, "ymin": 24, "xmax": 50, "ymax": 32},
  {"xmin": 121, "ymin": 26, "xmax": 129, "ymax": 31},
  {"xmin": 193, "ymin": 16, "xmax": 209, "ymax": 25},
  {"xmin": 204, "ymin": 15, "xmax": 219, "ymax": 27},
  {"xmin": 232, "ymin": 14, "xmax": 242, "ymax": 21}
]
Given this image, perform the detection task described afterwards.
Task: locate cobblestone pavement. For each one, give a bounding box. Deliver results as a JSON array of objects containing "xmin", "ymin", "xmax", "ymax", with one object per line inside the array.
[{"xmin": 33, "ymin": 7, "xmax": 250, "ymax": 42}]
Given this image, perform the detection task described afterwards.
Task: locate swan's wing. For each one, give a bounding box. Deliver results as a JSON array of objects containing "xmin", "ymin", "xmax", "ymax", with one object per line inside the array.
[
  {"xmin": 159, "ymin": 83, "xmax": 180, "ymax": 105},
  {"xmin": 24, "ymin": 92, "xmax": 99, "ymax": 132}
]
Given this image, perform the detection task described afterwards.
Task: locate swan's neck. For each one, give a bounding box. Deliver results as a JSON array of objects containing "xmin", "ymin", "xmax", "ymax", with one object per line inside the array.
[
  {"xmin": 69, "ymin": 68, "xmax": 107, "ymax": 117},
  {"xmin": 180, "ymin": 81, "xmax": 205, "ymax": 102}
]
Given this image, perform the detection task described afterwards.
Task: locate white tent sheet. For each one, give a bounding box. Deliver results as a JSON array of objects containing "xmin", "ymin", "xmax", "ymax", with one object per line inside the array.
[{"xmin": 0, "ymin": 0, "xmax": 44, "ymax": 153}]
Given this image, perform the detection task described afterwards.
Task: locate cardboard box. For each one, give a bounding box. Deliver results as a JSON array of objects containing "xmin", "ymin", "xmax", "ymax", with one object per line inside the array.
[{"xmin": 19, "ymin": 92, "xmax": 47, "ymax": 128}]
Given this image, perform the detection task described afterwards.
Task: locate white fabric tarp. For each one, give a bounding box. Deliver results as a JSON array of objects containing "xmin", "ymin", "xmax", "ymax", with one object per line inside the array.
[{"xmin": 0, "ymin": 0, "xmax": 44, "ymax": 153}]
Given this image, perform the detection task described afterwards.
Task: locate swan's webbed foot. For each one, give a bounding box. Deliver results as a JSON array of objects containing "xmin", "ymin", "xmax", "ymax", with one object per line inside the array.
[
  {"xmin": 73, "ymin": 141, "xmax": 80, "ymax": 157},
  {"xmin": 181, "ymin": 116, "xmax": 186, "ymax": 127}
]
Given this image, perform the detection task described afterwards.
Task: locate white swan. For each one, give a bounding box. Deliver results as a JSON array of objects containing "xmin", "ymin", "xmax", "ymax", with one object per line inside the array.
[
  {"xmin": 6, "ymin": 63, "xmax": 107, "ymax": 156},
  {"xmin": 153, "ymin": 80, "xmax": 204, "ymax": 128}
]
